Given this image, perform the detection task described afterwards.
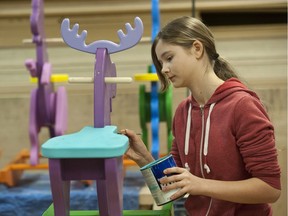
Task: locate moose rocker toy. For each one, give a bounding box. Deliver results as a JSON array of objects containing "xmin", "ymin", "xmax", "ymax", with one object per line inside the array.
[{"xmin": 41, "ymin": 16, "xmax": 144, "ymax": 216}]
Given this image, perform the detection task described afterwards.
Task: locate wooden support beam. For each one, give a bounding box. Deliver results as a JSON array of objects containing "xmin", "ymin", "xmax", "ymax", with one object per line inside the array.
[{"xmin": 0, "ymin": 0, "xmax": 286, "ymax": 18}]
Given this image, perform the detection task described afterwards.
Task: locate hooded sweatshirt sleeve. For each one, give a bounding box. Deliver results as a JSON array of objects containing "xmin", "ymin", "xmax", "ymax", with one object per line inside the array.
[{"xmin": 234, "ymin": 94, "xmax": 281, "ymax": 190}]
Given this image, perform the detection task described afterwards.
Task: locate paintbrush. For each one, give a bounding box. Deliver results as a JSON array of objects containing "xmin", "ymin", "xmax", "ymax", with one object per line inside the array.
[{"xmin": 117, "ymin": 132, "xmax": 142, "ymax": 135}]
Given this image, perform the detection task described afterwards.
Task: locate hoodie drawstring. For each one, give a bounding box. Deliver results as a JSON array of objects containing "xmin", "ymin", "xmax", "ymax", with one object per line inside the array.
[
  {"xmin": 203, "ymin": 103, "xmax": 215, "ymax": 174},
  {"xmin": 184, "ymin": 102, "xmax": 216, "ymax": 174},
  {"xmin": 184, "ymin": 103, "xmax": 192, "ymax": 171},
  {"xmin": 184, "ymin": 103, "xmax": 192, "ymax": 156}
]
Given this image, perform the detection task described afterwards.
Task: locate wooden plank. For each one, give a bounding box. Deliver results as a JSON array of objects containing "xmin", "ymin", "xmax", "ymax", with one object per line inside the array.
[{"xmin": 42, "ymin": 203, "xmax": 173, "ymax": 216}]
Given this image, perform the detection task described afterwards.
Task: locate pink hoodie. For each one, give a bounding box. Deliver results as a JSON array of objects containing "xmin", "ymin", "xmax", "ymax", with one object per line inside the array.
[{"xmin": 171, "ymin": 78, "xmax": 281, "ymax": 216}]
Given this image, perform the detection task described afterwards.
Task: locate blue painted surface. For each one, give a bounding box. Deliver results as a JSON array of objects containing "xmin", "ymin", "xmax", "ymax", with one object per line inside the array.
[
  {"xmin": 150, "ymin": 0, "xmax": 161, "ymax": 160},
  {"xmin": 41, "ymin": 125, "xmax": 129, "ymax": 158},
  {"xmin": 0, "ymin": 171, "xmax": 144, "ymax": 216}
]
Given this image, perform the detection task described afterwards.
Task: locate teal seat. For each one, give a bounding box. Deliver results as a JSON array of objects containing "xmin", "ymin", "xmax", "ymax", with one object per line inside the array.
[{"xmin": 42, "ymin": 126, "xmax": 128, "ymax": 158}]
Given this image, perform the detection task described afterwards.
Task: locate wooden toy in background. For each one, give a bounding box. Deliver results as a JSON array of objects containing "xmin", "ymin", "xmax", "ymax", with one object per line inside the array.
[
  {"xmin": 0, "ymin": 150, "xmax": 48, "ymax": 187},
  {"xmin": 24, "ymin": 0, "xmax": 68, "ymax": 166},
  {"xmin": 134, "ymin": 0, "xmax": 173, "ymax": 159},
  {"xmin": 41, "ymin": 17, "xmax": 169, "ymax": 216},
  {"xmin": 149, "ymin": 0, "xmax": 161, "ymax": 160},
  {"xmin": 134, "ymin": 75, "xmax": 173, "ymax": 154},
  {"xmin": 0, "ymin": 0, "xmax": 67, "ymax": 187}
]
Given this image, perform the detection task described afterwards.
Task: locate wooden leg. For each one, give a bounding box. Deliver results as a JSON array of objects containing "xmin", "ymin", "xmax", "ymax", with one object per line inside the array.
[
  {"xmin": 96, "ymin": 157, "xmax": 123, "ymax": 216},
  {"xmin": 49, "ymin": 159, "xmax": 70, "ymax": 216},
  {"xmin": 106, "ymin": 157, "xmax": 123, "ymax": 216},
  {"xmin": 29, "ymin": 89, "xmax": 39, "ymax": 166},
  {"xmin": 96, "ymin": 180, "xmax": 109, "ymax": 216},
  {"xmin": 47, "ymin": 157, "xmax": 123, "ymax": 215}
]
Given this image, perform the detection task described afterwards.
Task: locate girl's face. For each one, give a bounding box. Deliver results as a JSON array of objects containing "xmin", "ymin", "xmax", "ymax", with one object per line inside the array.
[{"xmin": 155, "ymin": 39, "xmax": 198, "ymax": 89}]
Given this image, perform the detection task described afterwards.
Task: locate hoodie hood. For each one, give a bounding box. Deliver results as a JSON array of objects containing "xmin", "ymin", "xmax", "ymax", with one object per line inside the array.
[{"xmin": 190, "ymin": 78, "xmax": 260, "ymax": 106}]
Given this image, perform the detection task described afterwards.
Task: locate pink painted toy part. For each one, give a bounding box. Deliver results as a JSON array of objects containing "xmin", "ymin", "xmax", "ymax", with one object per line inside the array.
[
  {"xmin": 61, "ymin": 17, "xmax": 144, "ymax": 54},
  {"xmin": 25, "ymin": 0, "xmax": 67, "ymax": 166}
]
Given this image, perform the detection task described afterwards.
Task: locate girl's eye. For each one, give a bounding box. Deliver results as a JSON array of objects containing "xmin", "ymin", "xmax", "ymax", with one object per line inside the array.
[{"xmin": 167, "ymin": 56, "xmax": 173, "ymax": 62}]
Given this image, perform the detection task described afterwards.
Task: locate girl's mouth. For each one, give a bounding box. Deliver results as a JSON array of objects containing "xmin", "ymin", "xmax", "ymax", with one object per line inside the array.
[{"xmin": 169, "ymin": 76, "xmax": 175, "ymax": 82}]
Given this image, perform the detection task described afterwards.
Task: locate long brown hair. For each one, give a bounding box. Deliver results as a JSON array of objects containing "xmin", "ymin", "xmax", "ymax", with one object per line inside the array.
[{"xmin": 151, "ymin": 16, "xmax": 238, "ymax": 91}]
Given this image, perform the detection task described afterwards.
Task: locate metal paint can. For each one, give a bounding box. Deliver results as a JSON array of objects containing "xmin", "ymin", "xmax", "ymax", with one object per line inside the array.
[{"xmin": 140, "ymin": 154, "xmax": 181, "ymax": 206}]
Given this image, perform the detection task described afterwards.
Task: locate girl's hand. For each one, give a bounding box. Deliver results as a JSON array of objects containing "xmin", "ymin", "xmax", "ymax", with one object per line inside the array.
[
  {"xmin": 120, "ymin": 129, "xmax": 154, "ymax": 167},
  {"xmin": 160, "ymin": 167, "xmax": 281, "ymax": 204},
  {"xmin": 159, "ymin": 166, "xmax": 203, "ymax": 200}
]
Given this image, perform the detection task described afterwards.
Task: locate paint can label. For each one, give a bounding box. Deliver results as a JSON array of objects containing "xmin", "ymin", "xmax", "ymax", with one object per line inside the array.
[{"xmin": 140, "ymin": 154, "xmax": 180, "ymax": 206}]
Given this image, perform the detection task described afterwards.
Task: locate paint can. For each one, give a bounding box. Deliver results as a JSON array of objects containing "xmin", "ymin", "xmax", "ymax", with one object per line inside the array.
[{"xmin": 140, "ymin": 154, "xmax": 181, "ymax": 206}]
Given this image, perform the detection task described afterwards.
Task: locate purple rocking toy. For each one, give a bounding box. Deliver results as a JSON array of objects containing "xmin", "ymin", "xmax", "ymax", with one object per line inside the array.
[
  {"xmin": 25, "ymin": 0, "xmax": 67, "ymax": 166},
  {"xmin": 41, "ymin": 17, "xmax": 144, "ymax": 215}
]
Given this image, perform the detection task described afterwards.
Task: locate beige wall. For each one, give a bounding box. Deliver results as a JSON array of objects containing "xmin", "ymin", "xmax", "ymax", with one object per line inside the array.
[{"xmin": 0, "ymin": 0, "xmax": 286, "ymax": 215}]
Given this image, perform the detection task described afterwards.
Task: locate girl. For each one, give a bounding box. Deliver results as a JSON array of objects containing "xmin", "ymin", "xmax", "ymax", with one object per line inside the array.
[{"xmin": 122, "ymin": 16, "xmax": 281, "ymax": 215}]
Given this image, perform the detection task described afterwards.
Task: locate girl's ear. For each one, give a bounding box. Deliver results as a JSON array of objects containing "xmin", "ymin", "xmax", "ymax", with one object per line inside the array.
[{"xmin": 192, "ymin": 40, "xmax": 204, "ymax": 59}]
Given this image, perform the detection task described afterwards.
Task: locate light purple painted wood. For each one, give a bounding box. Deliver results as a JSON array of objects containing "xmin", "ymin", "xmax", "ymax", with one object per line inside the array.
[
  {"xmin": 94, "ymin": 48, "xmax": 116, "ymax": 127},
  {"xmin": 45, "ymin": 16, "xmax": 143, "ymax": 215},
  {"xmin": 25, "ymin": 0, "xmax": 67, "ymax": 165}
]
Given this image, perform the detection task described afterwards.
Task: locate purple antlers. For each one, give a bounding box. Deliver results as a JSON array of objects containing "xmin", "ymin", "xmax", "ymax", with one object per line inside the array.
[{"xmin": 61, "ymin": 17, "xmax": 144, "ymax": 54}]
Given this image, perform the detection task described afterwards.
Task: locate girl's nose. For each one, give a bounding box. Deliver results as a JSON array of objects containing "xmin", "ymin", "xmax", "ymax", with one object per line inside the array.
[{"xmin": 161, "ymin": 63, "xmax": 169, "ymax": 74}]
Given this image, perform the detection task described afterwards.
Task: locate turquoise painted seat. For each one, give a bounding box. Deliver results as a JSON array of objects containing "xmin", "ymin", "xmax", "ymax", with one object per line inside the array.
[{"xmin": 42, "ymin": 126, "xmax": 128, "ymax": 158}]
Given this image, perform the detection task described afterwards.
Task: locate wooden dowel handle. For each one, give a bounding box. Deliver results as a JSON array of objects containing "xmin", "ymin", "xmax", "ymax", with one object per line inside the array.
[
  {"xmin": 68, "ymin": 77, "xmax": 93, "ymax": 83},
  {"xmin": 68, "ymin": 77, "xmax": 132, "ymax": 84},
  {"xmin": 105, "ymin": 77, "xmax": 133, "ymax": 83},
  {"xmin": 22, "ymin": 38, "xmax": 64, "ymax": 44}
]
